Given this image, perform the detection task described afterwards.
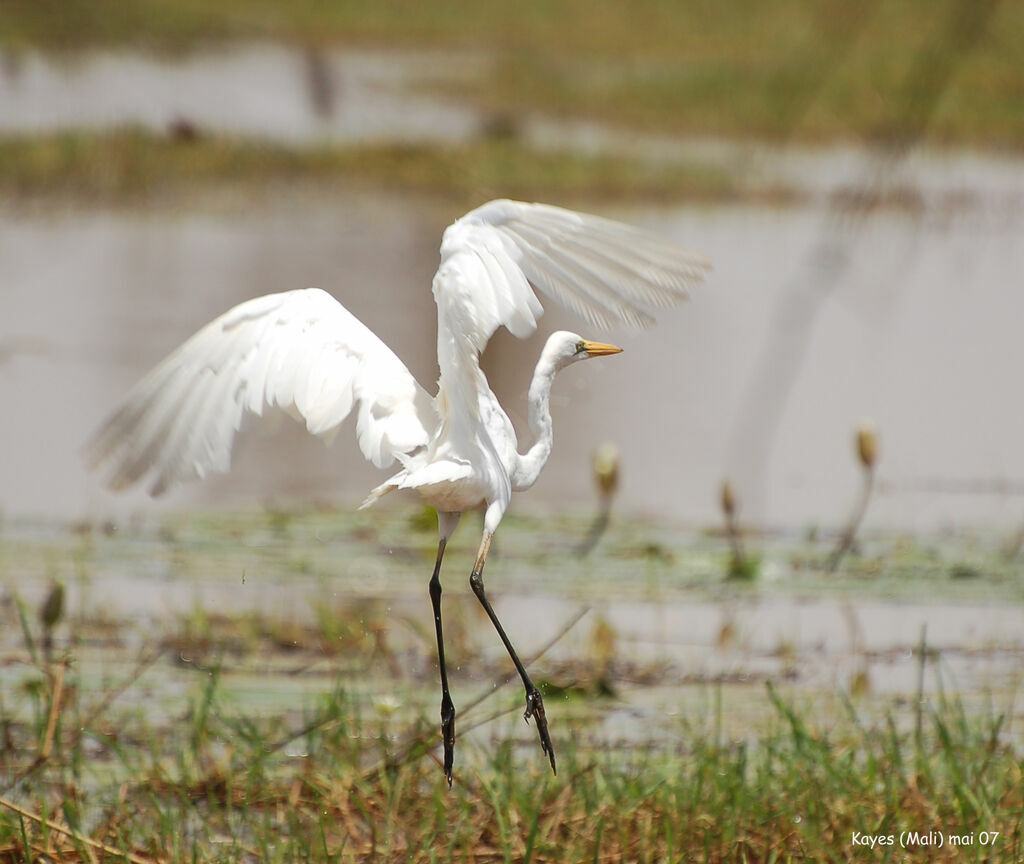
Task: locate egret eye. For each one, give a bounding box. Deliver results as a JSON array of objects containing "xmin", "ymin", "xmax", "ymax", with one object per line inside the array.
[{"xmin": 575, "ymin": 340, "xmax": 586, "ymax": 355}]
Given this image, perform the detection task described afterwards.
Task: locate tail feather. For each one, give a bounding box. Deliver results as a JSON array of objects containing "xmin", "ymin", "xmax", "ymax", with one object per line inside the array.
[{"xmin": 360, "ymin": 476, "xmax": 402, "ymax": 509}]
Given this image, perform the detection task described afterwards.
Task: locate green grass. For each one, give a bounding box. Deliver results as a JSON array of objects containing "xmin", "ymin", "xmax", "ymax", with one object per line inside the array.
[
  {"xmin": 1, "ymin": 0, "xmax": 1022, "ymax": 148},
  {"xmin": 2, "ymin": 645, "xmax": 1021, "ymax": 862},
  {"xmin": 2, "ymin": 509, "xmax": 1023, "ymax": 861},
  {"xmin": 0, "ymin": 130, "xmax": 738, "ymax": 206},
  {"xmin": 461, "ymin": 0, "xmax": 1024, "ymax": 147}
]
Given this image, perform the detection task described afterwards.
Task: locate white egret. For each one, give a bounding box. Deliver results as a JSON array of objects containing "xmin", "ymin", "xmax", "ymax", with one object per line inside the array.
[{"xmin": 87, "ymin": 198, "xmax": 711, "ymax": 784}]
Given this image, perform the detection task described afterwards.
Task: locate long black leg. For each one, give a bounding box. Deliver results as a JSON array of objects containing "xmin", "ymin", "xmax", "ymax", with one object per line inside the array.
[
  {"xmin": 428, "ymin": 537, "xmax": 456, "ymax": 785},
  {"xmin": 468, "ymin": 532, "xmax": 557, "ymax": 775}
]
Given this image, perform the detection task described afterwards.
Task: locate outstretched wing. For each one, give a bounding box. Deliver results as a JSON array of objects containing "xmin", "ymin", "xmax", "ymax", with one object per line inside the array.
[
  {"xmin": 434, "ymin": 198, "xmax": 712, "ymax": 355},
  {"xmin": 87, "ymin": 288, "xmax": 433, "ymax": 496}
]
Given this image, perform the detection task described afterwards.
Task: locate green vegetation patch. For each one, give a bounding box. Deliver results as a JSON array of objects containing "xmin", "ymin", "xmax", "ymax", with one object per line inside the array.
[
  {"xmin": 0, "ymin": 130, "xmax": 736, "ymax": 206},
  {"xmin": 2, "ymin": 510, "xmax": 1023, "ymax": 860},
  {"xmin": 2, "ymin": 0, "xmax": 1021, "ymax": 148},
  {"xmin": 2, "ymin": 649, "xmax": 1022, "ymax": 862}
]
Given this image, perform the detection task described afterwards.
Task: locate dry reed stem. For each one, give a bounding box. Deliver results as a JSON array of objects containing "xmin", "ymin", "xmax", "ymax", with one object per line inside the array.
[{"xmin": 0, "ymin": 795, "xmax": 162, "ymax": 864}]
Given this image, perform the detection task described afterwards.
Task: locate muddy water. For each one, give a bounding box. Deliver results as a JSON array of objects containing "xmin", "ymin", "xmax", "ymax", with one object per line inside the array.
[
  {"xmin": 2, "ymin": 45, "xmax": 1024, "ymax": 530},
  {"xmin": 2, "ymin": 46, "xmax": 1021, "ymax": 762},
  {"xmin": 3, "ymin": 185, "xmax": 1023, "ymax": 530},
  {"xmin": 0, "ymin": 45, "xmax": 481, "ymax": 144},
  {"xmin": 5, "ymin": 43, "xmax": 1023, "ymax": 203},
  {"xmin": 5, "ymin": 509, "xmax": 1020, "ymax": 744}
]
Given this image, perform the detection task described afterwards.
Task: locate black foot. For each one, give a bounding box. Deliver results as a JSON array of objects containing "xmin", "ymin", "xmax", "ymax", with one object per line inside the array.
[
  {"xmin": 524, "ymin": 686, "xmax": 557, "ymax": 775},
  {"xmin": 441, "ymin": 692, "xmax": 456, "ymax": 786}
]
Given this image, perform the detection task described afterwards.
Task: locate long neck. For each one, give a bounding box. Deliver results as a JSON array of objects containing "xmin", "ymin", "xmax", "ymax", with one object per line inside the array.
[{"xmin": 511, "ymin": 353, "xmax": 559, "ymax": 490}]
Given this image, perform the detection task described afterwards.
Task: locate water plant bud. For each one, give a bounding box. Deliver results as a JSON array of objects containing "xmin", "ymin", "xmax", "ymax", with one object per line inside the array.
[
  {"xmin": 720, "ymin": 480, "xmax": 736, "ymax": 518},
  {"xmin": 593, "ymin": 442, "xmax": 620, "ymax": 496},
  {"xmin": 856, "ymin": 422, "xmax": 878, "ymax": 470},
  {"xmin": 40, "ymin": 580, "xmax": 65, "ymax": 631}
]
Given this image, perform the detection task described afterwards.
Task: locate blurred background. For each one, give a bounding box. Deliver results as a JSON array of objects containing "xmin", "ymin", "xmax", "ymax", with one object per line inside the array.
[
  {"xmin": 1, "ymin": 0, "xmax": 1022, "ymax": 533},
  {"xmin": 2, "ymin": 4, "xmax": 1024, "ymax": 858}
]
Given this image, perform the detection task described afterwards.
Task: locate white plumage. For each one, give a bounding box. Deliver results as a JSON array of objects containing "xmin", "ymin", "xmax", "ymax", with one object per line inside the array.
[{"xmin": 87, "ymin": 197, "xmax": 711, "ymax": 783}]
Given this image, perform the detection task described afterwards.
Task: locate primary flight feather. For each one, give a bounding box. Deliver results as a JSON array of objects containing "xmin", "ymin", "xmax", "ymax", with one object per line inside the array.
[{"xmin": 87, "ymin": 198, "xmax": 711, "ymax": 784}]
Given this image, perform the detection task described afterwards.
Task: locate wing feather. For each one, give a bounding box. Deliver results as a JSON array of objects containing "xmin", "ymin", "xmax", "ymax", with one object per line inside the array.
[
  {"xmin": 435, "ymin": 198, "xmax": 711, "ymax": 349},
  {"xmin": 494, "ymin": 219, "xmax": 655, "ymax": 328},
  {"xmin": 87, "ymin": 288, "xmax": 433, "ymax": 495},
  {"xmin": 90, "ymin": 201, "xmax": 709, "ymax": 499}
]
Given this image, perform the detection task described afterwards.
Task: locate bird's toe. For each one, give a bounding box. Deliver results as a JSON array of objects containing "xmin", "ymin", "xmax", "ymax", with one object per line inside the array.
[
  {"xmin": 524, "ymin": 686, "xmax": 557, "ymax": 775},
  {"xmin": 441, "ymin": 694, "xmax": 456, "ymax": 785}
]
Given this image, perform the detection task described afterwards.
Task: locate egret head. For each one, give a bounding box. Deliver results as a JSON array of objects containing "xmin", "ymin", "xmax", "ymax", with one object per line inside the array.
[{"xmin": 544, "ymin": 331, "xmax": 623, "ymax": 371}]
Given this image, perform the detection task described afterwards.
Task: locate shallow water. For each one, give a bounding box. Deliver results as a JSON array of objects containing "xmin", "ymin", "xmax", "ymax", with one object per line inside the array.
[
  {"xmin": 4, "ymin": 43, "xmax": 1022, "ymax": 202},
  {"xmin": 2, "ymin": 45, "xmax": 1024, "ymax": 531},
  {"xmin": 0, "ymin": 45, "xmax": 481, "ymax": 145},
  {"xmin": 3, "ymin": 183, "xmax": 1023, "ymax": 530},
  {"xmin": 2, "ymin": 512, "xmax": 1019, "ymax": 753},
  {"xmin": 3, "ymin": 43, "xmax": 1022, "ymax": 799}
]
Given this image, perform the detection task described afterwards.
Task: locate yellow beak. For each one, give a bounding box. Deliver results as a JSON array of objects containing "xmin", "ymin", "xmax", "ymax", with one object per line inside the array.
[{"xmin": 581, "ymin": 339, "xmax": 623, "ymax": 357}]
